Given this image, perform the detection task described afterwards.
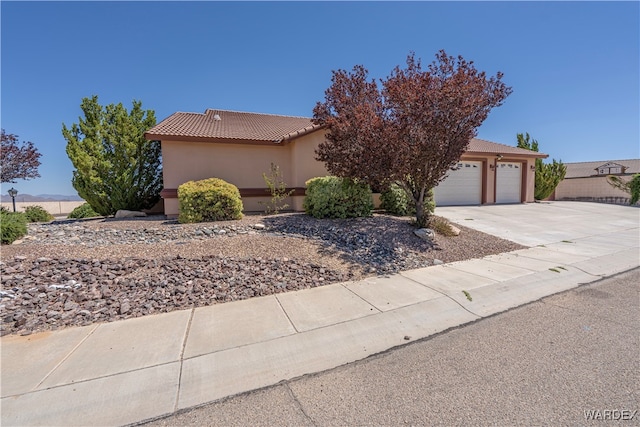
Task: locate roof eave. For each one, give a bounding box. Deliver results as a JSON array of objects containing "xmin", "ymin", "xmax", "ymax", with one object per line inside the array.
[
  {"xmin": 279, "ymin": 124, "xmax": 326, "ymax": 144},
  {"xmin": 144, "ymin": 133, "xmax": 282, "ymax": 146},
  {"xmin": 464, "ymin": 150, "xmax": 549, "ymax": 159}
]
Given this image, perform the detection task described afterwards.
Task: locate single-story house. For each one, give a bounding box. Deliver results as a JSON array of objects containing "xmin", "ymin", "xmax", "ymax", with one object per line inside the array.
[
  {"xmin": 553, "ymin": 159, "xmax": 640, "ymax": 204},
  {"xmin": 144, "ymin": 109, "xmax": 547, "ymax": 218}
]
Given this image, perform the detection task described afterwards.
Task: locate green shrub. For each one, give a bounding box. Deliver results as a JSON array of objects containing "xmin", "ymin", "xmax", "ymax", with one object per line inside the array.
[
  {"xmin": 380, "ymin": 182, "xmax": 435, "ymax": 217},
  {"xmin": 428, "ymin": 216, "xmax": 458, "ymax": 237},
  {"xmin": 68, "ymin": 203, "xmax": 100, "ymax": 219},
  {"xmin": 23, "ymin": 205, "xmax": 54, "ymax": 222},
  {"xmin": 178, "ymin": 178, "xmax": 243, "ymax": 223},
  {"xmin": 380, "ymin": 183, "xmax": 412, "ymax": 216},
  {"xmin": 303, "ymin": 176, "xmax": 373, "ymax": 219},
  {"xmin": 260, "ymin": 163, "xmax": 294, "ymax": 214},
  {"xmin": 1, "ymin": 210, "xmax": 28, "ymax": 244},
  {"xmin": 629, "ymin": 174, "xmax": 640, "ymax": 205}
]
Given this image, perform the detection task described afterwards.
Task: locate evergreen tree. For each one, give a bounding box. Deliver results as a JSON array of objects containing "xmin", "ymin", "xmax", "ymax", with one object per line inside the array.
[
  {"xmin": 607, "ymin": 174, "xmax": 640, "ymax": 204},
  {"xmin": 63, "ymin": 96, "xmax": 162, "ymax": 216},
  {"xmin": 517, "ymin": 133, "xmax": 566, "ymax": 200}
]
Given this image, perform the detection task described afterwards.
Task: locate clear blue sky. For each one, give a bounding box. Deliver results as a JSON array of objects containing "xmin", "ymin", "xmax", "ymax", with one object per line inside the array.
[{"xmin": 2, "ymin": 1, "xmax": 638, "ymax": 197}]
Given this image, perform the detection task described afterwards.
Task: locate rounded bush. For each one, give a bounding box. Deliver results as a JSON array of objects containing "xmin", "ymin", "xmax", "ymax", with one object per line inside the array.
[
  {"xmin": 303, "ymin": 176, "xmax": 373, "ymax": 219},
  {"xmin": 380, "ymin": 182, "xmax": 435, "ymax": 217},
  {"xmin": 68, "ymin": 203, "xmax": 100, "ymax": 219},
  {"xmin": 23, "ymin": 205, "xmax": 54, "ymax": 222},
  {"xmin": 1, "ymin": 210, "xmax": 28, "ymax": 244},
  {"xmin": 380, "ymin": 183, "xmax": 412, "ymax": 216},
  {"xmin": 178, "ymin": 178, "xmax": 243, "ymax": 223}
]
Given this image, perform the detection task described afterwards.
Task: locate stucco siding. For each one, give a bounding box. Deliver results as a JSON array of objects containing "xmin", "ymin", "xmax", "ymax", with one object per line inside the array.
[
  {"xmin": 290, "ymin": 131, "xmax": 330, "ymax": 187},
  {"xmin": 525, "ymin": 158, "xmax": 537, "ymax": 202},
  {"xmin": 555, "ymin": 176, "xmax": 630, "ymax": 200},
  {"xmin": 161, "ymin": 137, "xmax": 329, "ymax": 216},
  {"xmin": 0, "ymin": 201, "xmax": 86, "ymax": 216},
  {"xmin": 162, "ymin": 140, "xmax": 292, "ymax": 190}
]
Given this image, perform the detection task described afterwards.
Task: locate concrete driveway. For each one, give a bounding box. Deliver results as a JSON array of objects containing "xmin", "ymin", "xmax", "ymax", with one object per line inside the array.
[{"xmin": 435, "ymin": 201, "xmax": 639, "ymax": 246}]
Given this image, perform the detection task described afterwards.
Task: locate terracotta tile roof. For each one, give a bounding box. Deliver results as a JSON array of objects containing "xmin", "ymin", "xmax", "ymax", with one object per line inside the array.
[
  {"xmin": 145, "ymin": 108, "xmax": 548, "ymax": 160},
  {"xmin": 145, "ymin": 109, "xmax": 321, "ymax": 143},
  {"xmin": 467, "ymin": 138, "xmax": 548, "ymax": 158},
  {"xmin": 562, "ymin": 159, "xmax": 640, "ymax": 178}
]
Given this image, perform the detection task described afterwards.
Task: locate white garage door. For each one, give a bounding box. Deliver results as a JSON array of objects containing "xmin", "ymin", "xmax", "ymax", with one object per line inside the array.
[
  {"xmin": 434, "ymin": 161, "xmax": 482, "ymax": 206},
  {"xmin": 496, "ymin": 162, "xmax": 522, "ymax": 203}
]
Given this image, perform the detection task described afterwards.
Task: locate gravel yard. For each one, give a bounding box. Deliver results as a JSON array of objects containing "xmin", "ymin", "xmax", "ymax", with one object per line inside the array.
[{"xmin": 0, "ymin": 213, "xmax": 525, "ymax": 336}]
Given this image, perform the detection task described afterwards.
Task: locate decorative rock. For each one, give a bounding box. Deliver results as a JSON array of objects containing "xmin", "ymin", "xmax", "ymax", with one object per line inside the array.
[
  {"xmin": 414, "ymin": 228, "xmax": 435, "ymax": 241},
  {"xmin": 64, "ymin": 301, "xmax": 80, "ymax": 311},
  {"xmin": 448, "ymin": 224, "xmax": 461, "ymax": 236},
  {"xmin": 0, "ymin": 291, "xmax": 16, "ymax": 299},
  {"xmin": 433, "ymin": 259, "xmax": 444, "ymax": 265},
  {"xmin": 114, "ymin": 210, "xmax": 147, "ymax": 219},
  {"xmin": 119, "ymin": 301, "xmax": 131, "ymax": 315},
  {"xmin": 0, "ymin": 214, "xmax": 524, "ymax": 336}
]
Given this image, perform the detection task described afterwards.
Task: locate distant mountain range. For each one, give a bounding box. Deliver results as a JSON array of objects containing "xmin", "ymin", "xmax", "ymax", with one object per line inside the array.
[{"xmin": 0, "ymin": 194, "xmax": 84, "ymax": 202}]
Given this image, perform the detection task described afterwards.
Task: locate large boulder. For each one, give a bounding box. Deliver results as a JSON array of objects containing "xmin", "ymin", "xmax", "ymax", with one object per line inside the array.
[
  {"xmin": 448, "ymin": 224, "xmax": 461, "ymax": 236},
  {"xmin": 114, "ymin": 210, "xmax": 147, "ymax": 219},
  {"xmin": 414, "ymin": 228, "xmax": 435, "ymax": 241}
]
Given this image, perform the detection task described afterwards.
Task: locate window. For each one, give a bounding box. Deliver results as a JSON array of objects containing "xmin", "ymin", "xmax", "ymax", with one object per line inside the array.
[{"xmin": 596, "ymin": 163, "xmax": 627, "ymax": 175}]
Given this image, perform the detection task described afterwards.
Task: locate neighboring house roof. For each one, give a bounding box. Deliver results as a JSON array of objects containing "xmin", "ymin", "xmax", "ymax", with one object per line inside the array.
[
  {"xmin": 563, "ymin": 159, "xmax": 640, "ymax": 178},
  {"xmin": 145, "ymin": 108, "xmax": 547, "ymax": 158},
  {"xmin": 466, "ymin": 138, "xmax": 548, "ymax": 158},
  {"xmin": 144, "ymin": 109, "xmax": 321, "ymax": 144}
]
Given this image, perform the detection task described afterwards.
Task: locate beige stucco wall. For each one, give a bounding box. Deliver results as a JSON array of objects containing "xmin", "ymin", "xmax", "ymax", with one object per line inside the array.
[
  {"xmin": 162, "ymin": 141, "xmax": 292, "ymax": 190},
  {"xmin": 289, "ymin": 131, "xmax": 330, "ymax": 210},
  {"xmin": 555, "ymin": 176, "xmax": 630, "ymax": 200},
  {"xmin": 523, "ymin": 158, "xmax": 537, "ymax": 203},
  {"xmin": 161, "ymin": 133, "xmax": 330, "ymax": 216},
  {"xmin": 0, "ymin": 201, "xmax": 86, "ymax": 216}
]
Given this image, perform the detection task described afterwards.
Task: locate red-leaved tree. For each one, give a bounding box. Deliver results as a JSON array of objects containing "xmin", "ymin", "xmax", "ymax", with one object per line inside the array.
[
  {"xmin": 1, "ymin": 129, "xmax": 42, "ymax": 183},
  {"xmin": 313, "ymin": 51, "xmax": 512, "ymax": 227}
]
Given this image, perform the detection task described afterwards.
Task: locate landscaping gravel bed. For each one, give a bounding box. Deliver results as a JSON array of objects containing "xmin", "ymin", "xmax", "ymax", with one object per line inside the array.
[{"xmin": 1, "ymin": 213, "xmax": 525, "ymax": 336}]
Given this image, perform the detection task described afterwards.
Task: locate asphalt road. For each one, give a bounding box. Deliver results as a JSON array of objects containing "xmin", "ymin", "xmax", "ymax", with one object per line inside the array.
[{"xmin": 142, "ymin": 268, "xmax": 639, "ymax": 426}]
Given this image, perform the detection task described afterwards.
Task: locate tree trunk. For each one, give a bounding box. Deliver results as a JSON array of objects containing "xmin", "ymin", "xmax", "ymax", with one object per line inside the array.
[{"xmin": 414, "ymin": 190, "xmax": 428, "ymax": 228}]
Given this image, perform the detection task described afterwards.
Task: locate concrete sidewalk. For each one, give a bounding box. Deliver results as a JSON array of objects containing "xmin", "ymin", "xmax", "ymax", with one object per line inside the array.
[
  {"xmin": 1, "ymin": 202, "xmax": 638, "ymax": 426},
  {"xmin": 145, "ymin": 269, "xmax": 639, "ymax": 426}
]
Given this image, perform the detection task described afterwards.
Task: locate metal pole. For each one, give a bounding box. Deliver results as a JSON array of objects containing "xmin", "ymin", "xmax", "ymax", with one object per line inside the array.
[{"xmin": 7, "ymin": 188, "xmax": 18, "ymax": 212}]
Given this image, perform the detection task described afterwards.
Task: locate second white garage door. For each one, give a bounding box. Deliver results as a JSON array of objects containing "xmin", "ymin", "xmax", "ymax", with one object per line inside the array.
[
  {"xmin": 434, "ymin": 161, "xmax": 482, "ymax": 206},
  {"xmin": 495, "ymin": 162, "xmax": 522, "ymax": 203}
]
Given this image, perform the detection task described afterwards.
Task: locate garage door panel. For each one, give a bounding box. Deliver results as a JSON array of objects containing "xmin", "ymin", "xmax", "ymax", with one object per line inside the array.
[
  {"xmin": 496, "ymin": 162, "xmax": 522, "ymax": 203},
  {"xmin": 434, "ymin": 161, "xmax": 482, "ymax": 206}
]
